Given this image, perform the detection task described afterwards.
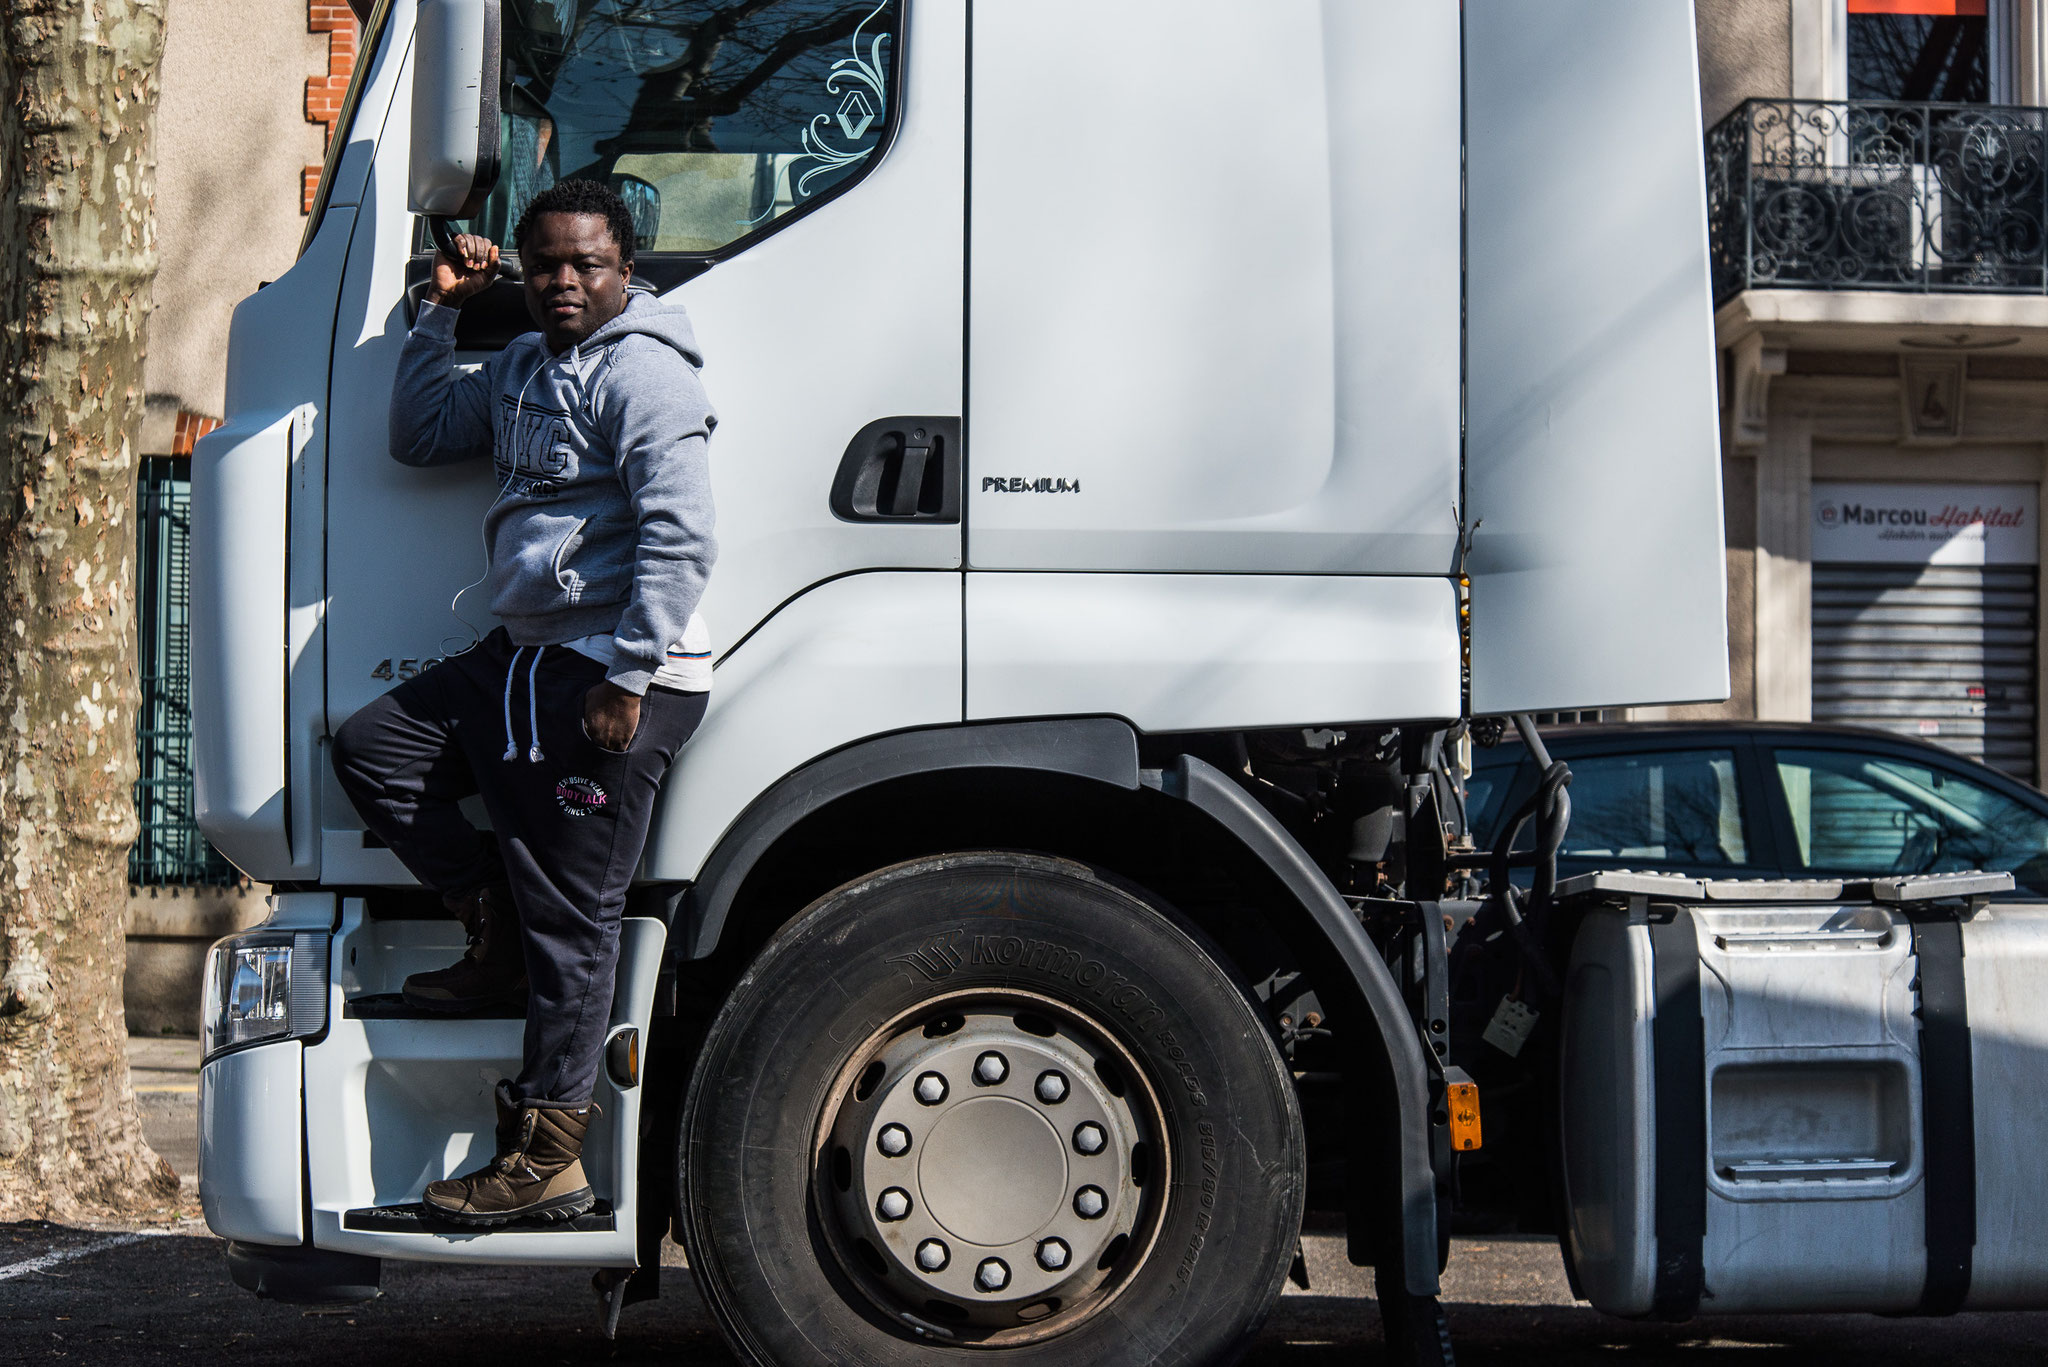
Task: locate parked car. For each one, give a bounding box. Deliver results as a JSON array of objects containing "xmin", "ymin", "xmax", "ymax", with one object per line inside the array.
[{"xmin": 1466, "ymin": 721, "xmax": 2048, "ymax": 896}]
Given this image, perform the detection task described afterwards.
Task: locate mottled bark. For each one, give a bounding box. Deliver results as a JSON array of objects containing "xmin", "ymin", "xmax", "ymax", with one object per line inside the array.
[{"xmin": 0, "ymin": 0, "xmax": 177, "ymax": 1219}]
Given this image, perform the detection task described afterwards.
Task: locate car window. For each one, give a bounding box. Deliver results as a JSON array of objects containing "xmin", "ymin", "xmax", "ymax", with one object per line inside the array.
[
  {"xmin": 1556, "ymin": 749, "xmax": 1751, "ymax": 866},
  {"xmin": 1774, "ymin": 747, "xmax": 2048, "ymax": 892}
]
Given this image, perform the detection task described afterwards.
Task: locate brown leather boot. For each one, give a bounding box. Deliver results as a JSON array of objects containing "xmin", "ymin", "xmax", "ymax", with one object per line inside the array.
[
  {"xmin": 402, "ymin": 883, "xmax": 528, "ymax": 1012},
  {"xmin": 423, "ymin": 1081, "xmax": 597, "ymax": 1226}
]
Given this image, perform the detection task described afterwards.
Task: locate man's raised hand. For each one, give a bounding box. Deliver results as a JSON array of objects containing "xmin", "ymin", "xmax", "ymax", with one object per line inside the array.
[{"xmin": 426, "ymin": 232, "xmax": 500, "ymax": 307}]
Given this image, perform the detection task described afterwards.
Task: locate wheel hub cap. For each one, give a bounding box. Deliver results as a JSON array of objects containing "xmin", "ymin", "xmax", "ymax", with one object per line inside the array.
[
  {"xmin": 818, "ymin": 998, "xmax": 1163, "ymax": 1343},
  {"xmin": 920, "ymin": 1097, "xmax": 1065, "ymax": 1245}
]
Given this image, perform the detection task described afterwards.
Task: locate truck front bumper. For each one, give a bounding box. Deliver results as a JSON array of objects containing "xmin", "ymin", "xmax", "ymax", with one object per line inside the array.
[{"xmin": 198, "ymin": 1040, "xmax": 304, "ymax": 1246}]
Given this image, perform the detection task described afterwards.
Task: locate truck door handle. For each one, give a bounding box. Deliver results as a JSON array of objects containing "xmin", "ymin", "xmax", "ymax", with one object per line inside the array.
[{"xmin": 830, "ymin": 417, "xmax": 961, "ymax": 524}]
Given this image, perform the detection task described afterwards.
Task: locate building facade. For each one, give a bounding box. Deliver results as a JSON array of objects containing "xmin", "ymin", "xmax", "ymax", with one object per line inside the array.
[
  {"xmin": 126, "ymin": 0, "xmax": 360, "ymax": 1032},
  {"xmin": 1683, "ymin": 0, "xmax": 2048, "ymax": 789}
]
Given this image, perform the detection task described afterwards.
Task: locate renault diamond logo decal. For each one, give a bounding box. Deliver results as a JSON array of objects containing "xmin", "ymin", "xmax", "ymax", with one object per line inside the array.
[{"xmin": 837, "ymin": 90, "xmax": 877, "ymax": 140}]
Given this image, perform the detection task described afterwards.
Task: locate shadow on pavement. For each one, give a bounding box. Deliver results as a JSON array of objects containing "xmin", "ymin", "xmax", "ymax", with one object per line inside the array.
[
  {"xmin": 1252, "ymin": 1295, "xmax": 2048, "ymax": 1365},
  {"xmin": 1, "ymin": 1227, "xmax": 734, "ymax": 1366},
  {"xmin": 5, "ymin": 1223, "xmax": 2047, "ymax": 1364}
]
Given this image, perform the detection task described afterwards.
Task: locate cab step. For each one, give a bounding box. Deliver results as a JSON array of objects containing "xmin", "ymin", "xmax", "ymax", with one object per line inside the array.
[
  {"xmin": 342, "ymin": 1200, "xmax": 616, "ymax": 1233},
  {"xmin": 342, "ymin": 993, "xmax": 526, "ymax": 1020}
]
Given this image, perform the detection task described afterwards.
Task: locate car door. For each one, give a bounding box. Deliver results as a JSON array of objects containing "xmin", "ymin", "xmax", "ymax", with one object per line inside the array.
[
  {"xmin": 1476, "ymin": 734, "xmax": 1782, "ymax": 883},
  {"xmin": 1761, "ymin": 738, "xmax": 2048, "ymax": 895}
]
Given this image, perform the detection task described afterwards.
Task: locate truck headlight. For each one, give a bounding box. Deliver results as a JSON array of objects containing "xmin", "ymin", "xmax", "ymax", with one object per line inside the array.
[{"xmin": 201, "ymin": 930, "xmax": 329, "ymax": 1062}]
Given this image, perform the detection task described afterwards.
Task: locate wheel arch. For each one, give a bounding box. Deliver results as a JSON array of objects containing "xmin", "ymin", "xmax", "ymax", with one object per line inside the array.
[
  {"xmin": 678, "ymin": 718, "xmax": 1144, "ymax": 959},
  {"xmin": 671, "ymin": 718, "xmax": 1441, "ymax": 1296}
]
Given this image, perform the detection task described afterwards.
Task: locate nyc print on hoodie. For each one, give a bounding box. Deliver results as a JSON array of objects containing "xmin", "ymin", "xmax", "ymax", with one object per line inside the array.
[{"xmin": 388, "ymin": 290, "xmax": 718, "ymax": 696}]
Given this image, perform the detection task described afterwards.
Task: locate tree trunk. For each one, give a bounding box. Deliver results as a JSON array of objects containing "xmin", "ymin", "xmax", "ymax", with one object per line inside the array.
[{"xmin": 0, "ymin": 0, "xmax": 177, "ymax": 1219}]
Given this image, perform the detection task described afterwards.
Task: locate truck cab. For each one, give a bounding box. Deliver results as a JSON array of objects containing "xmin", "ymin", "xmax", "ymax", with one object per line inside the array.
[{"xmin": 190, "ymin": 2, "xmax": 1742, "ymax": 1361}]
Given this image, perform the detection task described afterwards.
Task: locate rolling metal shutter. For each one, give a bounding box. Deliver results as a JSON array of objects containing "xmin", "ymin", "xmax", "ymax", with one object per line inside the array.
[{"xmin": 1812, "ymin": 563, "xmax": 2038, "ymax": 781}]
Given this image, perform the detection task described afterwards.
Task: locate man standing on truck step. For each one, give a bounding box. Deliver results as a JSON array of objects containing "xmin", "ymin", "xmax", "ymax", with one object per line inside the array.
[{"xmin": 332, "ymin": 179, "xmax": 716, "ymax": 1227}]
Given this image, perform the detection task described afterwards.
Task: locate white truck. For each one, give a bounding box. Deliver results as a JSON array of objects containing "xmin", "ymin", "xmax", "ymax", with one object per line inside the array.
[{"xmin": 188, "ymin": 2, "xmax": 2048, "ymax": 1362}]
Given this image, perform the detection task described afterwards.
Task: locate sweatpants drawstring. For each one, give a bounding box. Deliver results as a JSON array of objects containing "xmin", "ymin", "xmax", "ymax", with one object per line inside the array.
[
  {"xmin": 526, "ymin": 646, "xmax": 547, "ymax": 763},
  {"xmin": 502, "ymin": 646, "xmax": 525, "ymax": 762},
  {"xmin": 498, "ymin": 644, "xmax": 552, "ymax": 762}
]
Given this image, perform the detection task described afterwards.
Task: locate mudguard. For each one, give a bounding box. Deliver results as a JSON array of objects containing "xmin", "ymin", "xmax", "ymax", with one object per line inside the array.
[{"xmin": 681, "ymin": 719, "xmax": 1440, "ymax": 1295}]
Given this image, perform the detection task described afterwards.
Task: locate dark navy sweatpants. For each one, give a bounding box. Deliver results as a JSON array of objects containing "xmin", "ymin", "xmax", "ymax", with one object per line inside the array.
[{"xmin": 332, "ymin": 627, "xmax": 705, "ymax": 1105}]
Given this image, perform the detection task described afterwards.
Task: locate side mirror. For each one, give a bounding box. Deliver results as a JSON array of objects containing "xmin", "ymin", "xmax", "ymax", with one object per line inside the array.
[
  {"xmin": 409, "ymin": 0, "xmax": 502, "ymax": 219},
  {"xmin": 611, "ymin": 175, "xmax": 660, "ymax": 252}
]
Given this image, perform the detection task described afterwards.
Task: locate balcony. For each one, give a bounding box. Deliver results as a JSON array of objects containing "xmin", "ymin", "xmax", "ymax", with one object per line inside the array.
[{"xmin": 1707, "ymin": 98, "xmax": 2048, "ymax": 304}]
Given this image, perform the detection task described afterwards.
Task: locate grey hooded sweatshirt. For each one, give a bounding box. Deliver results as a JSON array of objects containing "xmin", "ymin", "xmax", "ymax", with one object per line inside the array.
[{"xmin": 390, "ymin": 291, "xmax": 717, "ymax": 696}]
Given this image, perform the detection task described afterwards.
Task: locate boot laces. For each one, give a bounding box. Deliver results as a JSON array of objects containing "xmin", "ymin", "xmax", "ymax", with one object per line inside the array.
[
  {"xmin": 492, "ymin": 1112, "xmax": 543, "ymax": 1182},
  {"xmin": 459, "ymin": 895, "xmax": 489, "ymax": 963}
]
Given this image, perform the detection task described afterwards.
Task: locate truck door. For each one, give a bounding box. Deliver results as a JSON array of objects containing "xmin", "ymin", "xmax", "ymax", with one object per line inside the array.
[{"xmin": 319, "ymin": 0, "xmax": 962, "ymax": 871}]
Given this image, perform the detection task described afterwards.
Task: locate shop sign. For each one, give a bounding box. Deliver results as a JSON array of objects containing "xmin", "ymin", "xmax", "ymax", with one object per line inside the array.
[{"xmin": 1812, "ymin": 481, "xmax": 2038, "ymax": 566}]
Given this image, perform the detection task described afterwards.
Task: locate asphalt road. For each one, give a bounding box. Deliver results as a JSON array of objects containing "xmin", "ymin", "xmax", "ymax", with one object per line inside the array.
[{"xmin": 3, "ymin": 1040, "xmax": 2041, "ymax": 1365}]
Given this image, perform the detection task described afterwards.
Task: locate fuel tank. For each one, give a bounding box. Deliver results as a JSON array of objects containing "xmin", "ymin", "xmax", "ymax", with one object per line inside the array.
[{"xmin": 1559, "ymin": 871, "xmax": 2048, "ymax": 1316}]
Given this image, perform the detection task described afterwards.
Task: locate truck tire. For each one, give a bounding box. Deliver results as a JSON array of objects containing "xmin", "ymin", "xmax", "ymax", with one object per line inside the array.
[{"xmin": 677, "ymin": 852, "xmax": 1305, "ymax": 1365}]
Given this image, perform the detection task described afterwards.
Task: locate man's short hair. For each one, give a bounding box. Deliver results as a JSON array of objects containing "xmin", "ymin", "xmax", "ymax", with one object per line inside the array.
[{"xmin": 513, "ymin": 180, "xmax": 638, "ymax": 267}]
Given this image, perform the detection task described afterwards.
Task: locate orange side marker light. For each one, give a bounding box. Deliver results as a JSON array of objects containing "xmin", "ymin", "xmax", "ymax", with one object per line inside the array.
[{"xmin": 1448, "ymin": 1080, "xmax": 1482, "ymax": 1152}]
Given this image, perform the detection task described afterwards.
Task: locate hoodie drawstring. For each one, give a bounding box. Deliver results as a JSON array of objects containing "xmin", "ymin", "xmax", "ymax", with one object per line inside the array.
[
  {"xmin": 500, "ymin": 644, "xmax": 551, "ymax": 762},
  {"xmin": 502, "ymin": 647, "xmax": 525, "ymax": 762},
  {"xmin": 526, "ymin": 646, "xmax": 547, "ymax": 764}
]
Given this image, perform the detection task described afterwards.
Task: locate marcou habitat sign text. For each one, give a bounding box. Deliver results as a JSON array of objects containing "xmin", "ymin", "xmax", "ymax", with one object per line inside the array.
[{"xmin": 1812, "ymin": 481, "xmax": 2038, "ymax": 566}]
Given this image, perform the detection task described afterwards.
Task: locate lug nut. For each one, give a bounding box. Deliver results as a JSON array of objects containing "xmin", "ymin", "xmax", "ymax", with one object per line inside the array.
[
  {"xmin": 876, "ymin": 1187, "xmax": 911, "ymax": 1221},
  {"xmin": 1036, "ymin": 1238, "xmax": 1071, "ymax": 1271},
  {"xmin": 974, "ymin": 1051, "xmax": 1009, "ymax": 1085},
  {"xmin": 975, "ymin": 1258, "xmax": 1011, "ymax": 1292},
  {"xmin": 1074, "ymin": 1185, "xmax": 1108, "ymax": 1219},
  {"xmin": 877, "ymin": 1123, "xmax": 912, "ymax": 1157},
  {"xmin": 1073, "ymin": 1122, "xmax": 1106, "ymax": 1155},
  {"xmin": 913, "ymin": 1071, "xmax": 949, "ymax": 1105},
  {"xmin": 1035, "ymin": 1070, "xmax": 1069, "ymax": 1104},
  {"xmin": 916, "ymin": 1238, "xmax": 950, "ymax": 1271}
]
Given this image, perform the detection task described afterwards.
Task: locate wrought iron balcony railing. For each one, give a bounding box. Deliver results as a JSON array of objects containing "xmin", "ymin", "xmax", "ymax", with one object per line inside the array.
[{"xmin": 1707, "ymin": 98, "xmax": 2048, "ymax": 303}]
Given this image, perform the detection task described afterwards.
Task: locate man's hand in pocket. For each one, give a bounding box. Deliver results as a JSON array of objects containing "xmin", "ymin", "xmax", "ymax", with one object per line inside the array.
[{"xmin": 583, "ymin": 681, "xmax": 642, "ymax": 751}]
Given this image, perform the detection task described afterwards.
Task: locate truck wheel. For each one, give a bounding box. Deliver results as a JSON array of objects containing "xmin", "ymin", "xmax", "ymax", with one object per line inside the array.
[{"xmin": 677, "ymin": 852, "xmax": 1305, "ymax": 1365}]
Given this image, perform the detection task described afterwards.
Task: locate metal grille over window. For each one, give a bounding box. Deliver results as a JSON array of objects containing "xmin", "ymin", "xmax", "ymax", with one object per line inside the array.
[
  {"xmin": 454, "ymin": 0, "xmax": 902, "ymax": 256},
  {"xmin": 133, "ymin": 457, "xmax": 238, "ymax": 887}
]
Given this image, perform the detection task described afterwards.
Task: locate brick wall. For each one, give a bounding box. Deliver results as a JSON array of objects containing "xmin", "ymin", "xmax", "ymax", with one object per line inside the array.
[
  {"xmin": 304, "ymin": 2, "xmax": 360, "ymax": 213},
  {"xmin": 170, "ymin": 411, "xmax": 221, "ymax": 457}
]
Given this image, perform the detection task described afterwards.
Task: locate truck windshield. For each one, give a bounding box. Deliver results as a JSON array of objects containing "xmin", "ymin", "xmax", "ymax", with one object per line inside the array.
[{"xmin": 454, "ymin": 0, "xmax": 900, "ymax": 255}]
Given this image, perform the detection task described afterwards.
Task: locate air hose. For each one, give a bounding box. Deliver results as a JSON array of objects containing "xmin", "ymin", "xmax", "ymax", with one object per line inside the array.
[{"xmin": 1454, "ymin": 714, "xmax": 1573, "ymax": 1003}]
